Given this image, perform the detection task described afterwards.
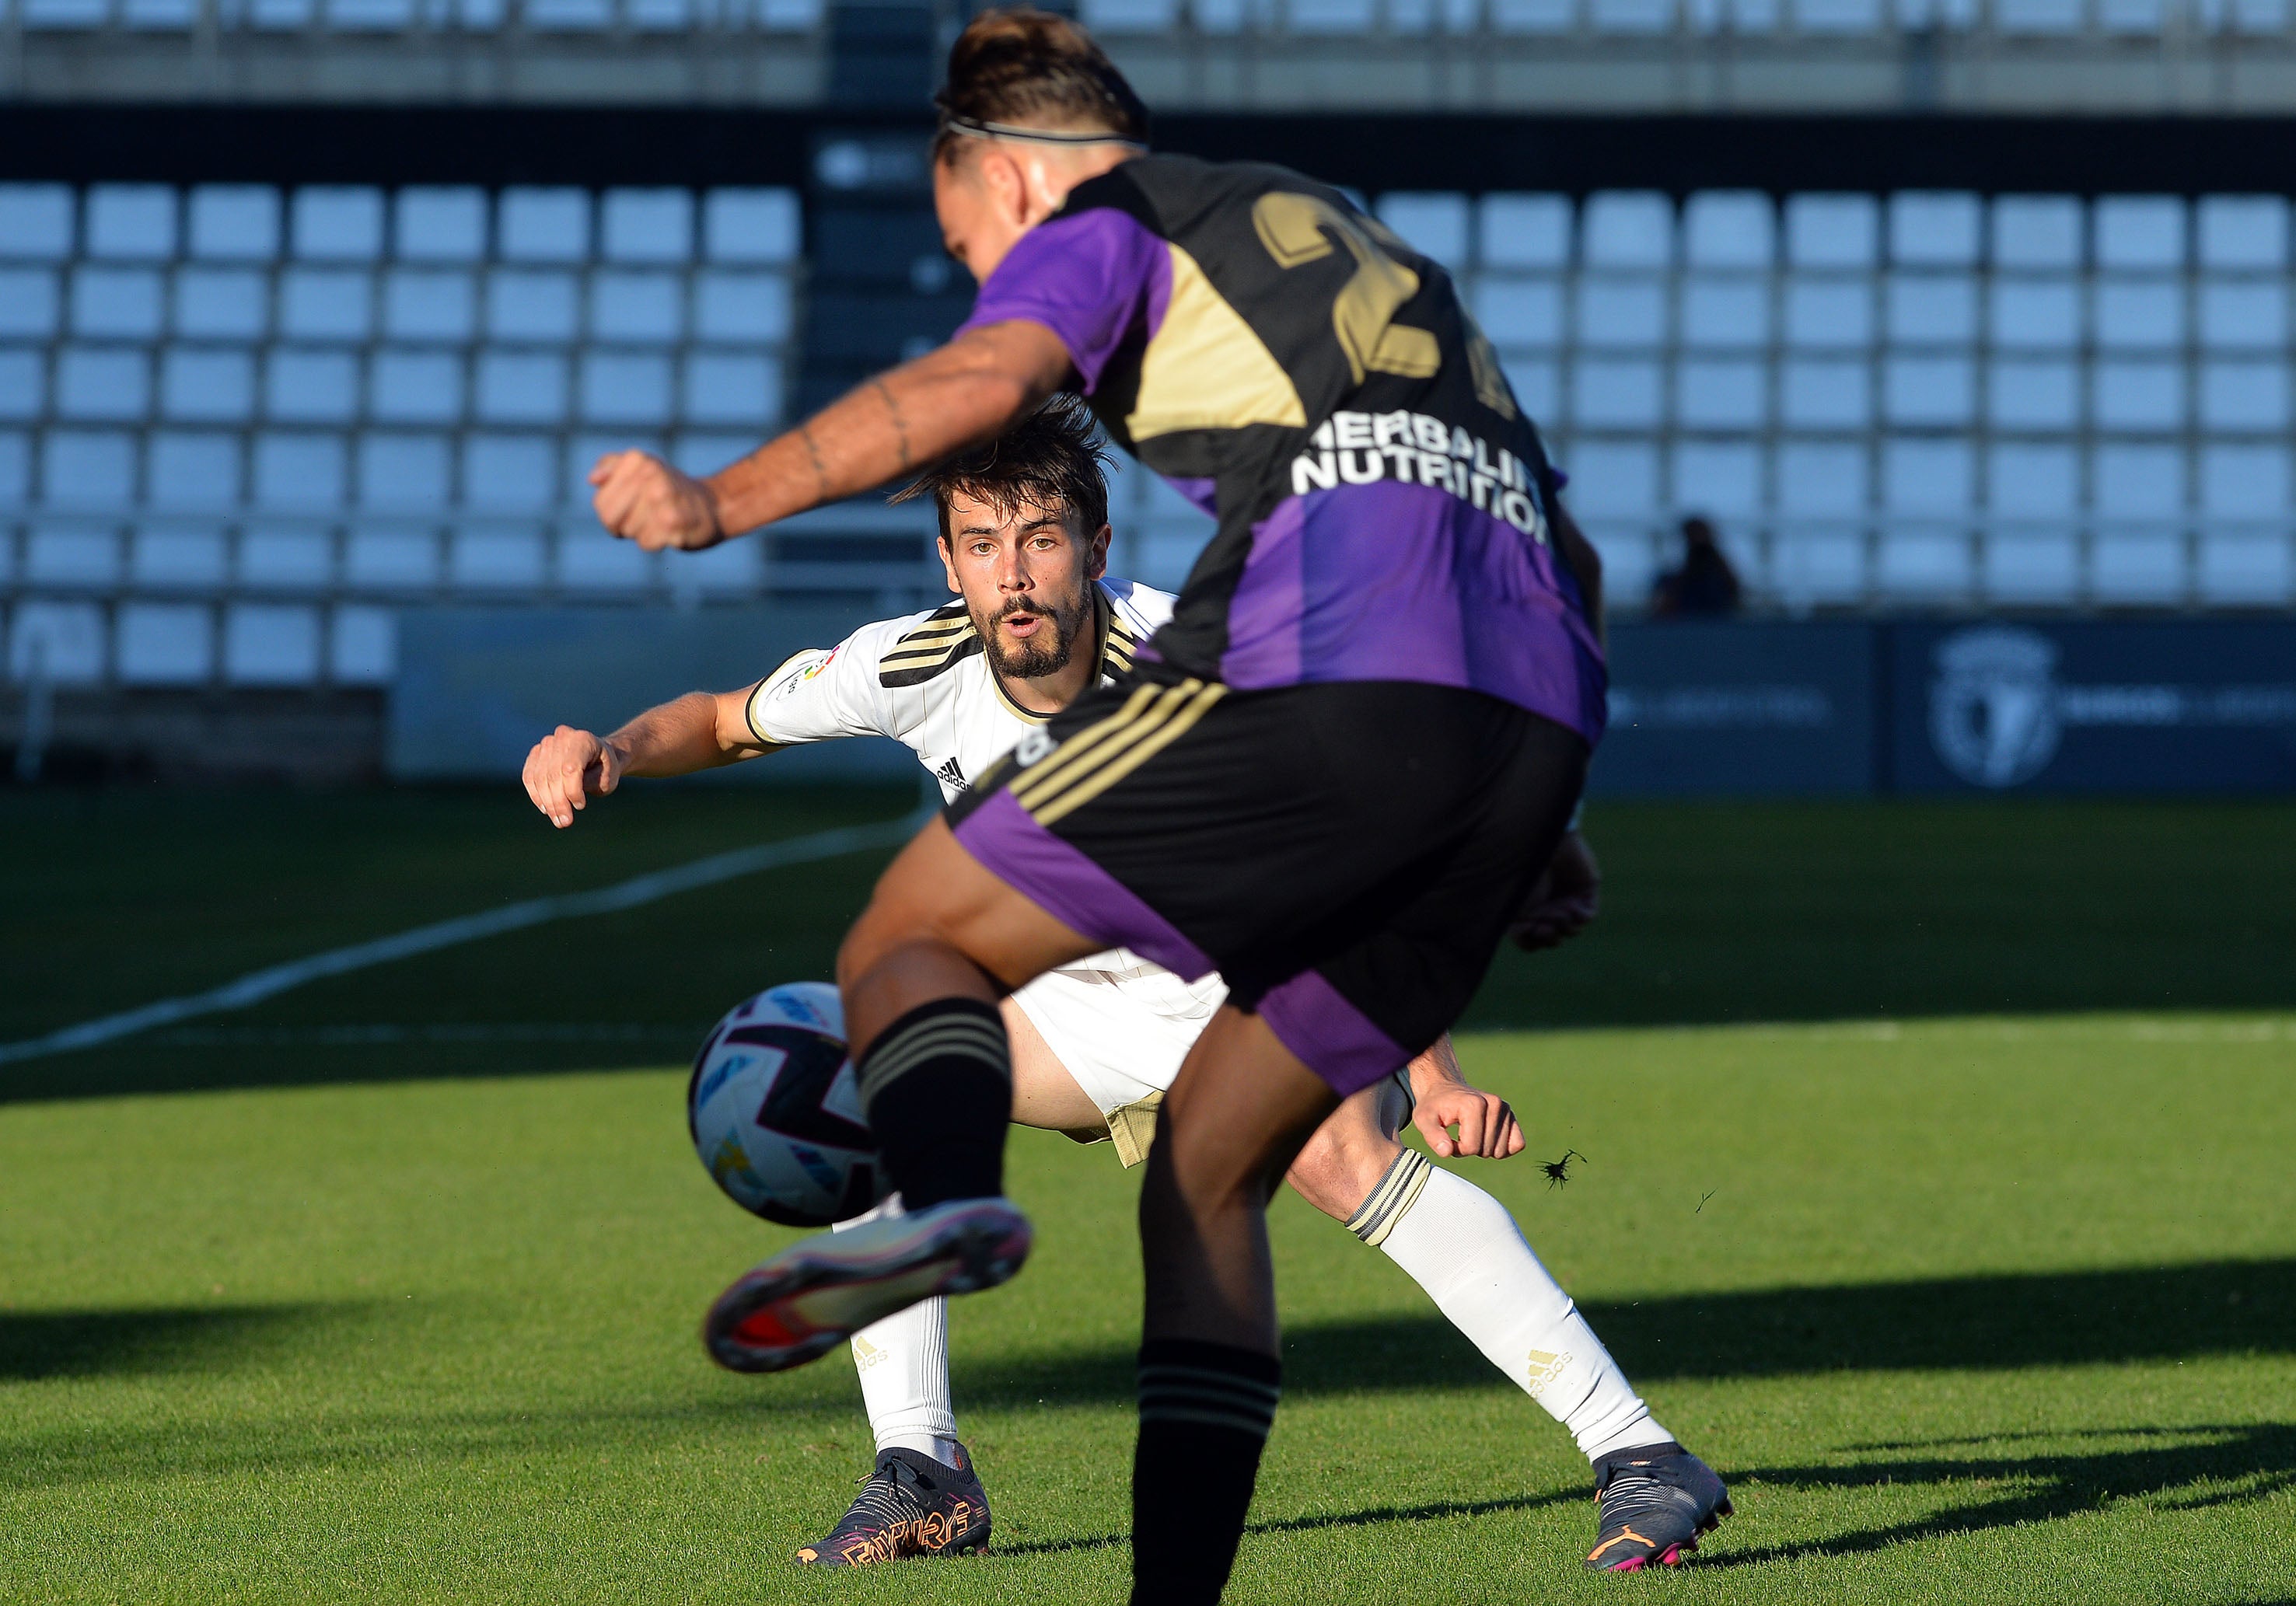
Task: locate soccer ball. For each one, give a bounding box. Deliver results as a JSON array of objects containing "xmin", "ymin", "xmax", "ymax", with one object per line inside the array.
[{"xmin": 687, "ymin": 983, "xmax": 886, "ymax": 1228}]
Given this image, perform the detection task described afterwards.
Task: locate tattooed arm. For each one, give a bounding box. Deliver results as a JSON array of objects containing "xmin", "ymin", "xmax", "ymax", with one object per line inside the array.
[{"xmin": 587, "ymin": 319, "xmax": 1074, "ymax": 553}]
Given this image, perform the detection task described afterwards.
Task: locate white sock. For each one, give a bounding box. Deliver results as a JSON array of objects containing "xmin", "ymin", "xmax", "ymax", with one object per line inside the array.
[
  {"xmin": 1352, "ymin": 1153, "xmax": 1673, "ymax": 1463},
  {"xmin": 833, "ymin": 1195, "xmax": 962, "ymax": 1466}
]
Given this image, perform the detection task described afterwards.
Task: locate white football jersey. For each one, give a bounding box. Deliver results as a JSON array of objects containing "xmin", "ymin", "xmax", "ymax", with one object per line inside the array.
[{"xmin": 743, "ymin": 578, "xmax": 1229, "ymax": 1112}]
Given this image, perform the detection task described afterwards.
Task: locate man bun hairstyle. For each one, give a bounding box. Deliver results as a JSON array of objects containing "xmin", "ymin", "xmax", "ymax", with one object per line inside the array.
[
  {"xmin": 893, "ymin": 394, "xmax": 1113, "ymax": 546},
  {"xmin": 933, "ymin": 6, "xmax": 1149, "ymax": 162}
]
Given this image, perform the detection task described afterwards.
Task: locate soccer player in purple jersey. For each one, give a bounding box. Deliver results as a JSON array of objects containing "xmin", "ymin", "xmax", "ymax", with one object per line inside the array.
[{"xmin": 589, "ymin": 10, "xmax": 1728, "ymax": 1596}]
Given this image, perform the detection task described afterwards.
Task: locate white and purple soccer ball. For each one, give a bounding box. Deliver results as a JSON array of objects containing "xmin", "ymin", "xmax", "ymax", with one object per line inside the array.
[{"xmin": 687, "ymin": 983, "xmax": 886, "ymax": 1228}]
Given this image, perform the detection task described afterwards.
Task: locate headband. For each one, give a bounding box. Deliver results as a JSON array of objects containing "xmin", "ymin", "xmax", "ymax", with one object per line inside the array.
[{"xmin": 939, "ymin": 113, "xmax": 1148, "ymax": 150}]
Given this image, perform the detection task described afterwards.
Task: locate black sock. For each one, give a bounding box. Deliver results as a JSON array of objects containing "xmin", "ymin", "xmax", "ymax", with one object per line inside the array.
[
  {"xmin": 1131, "ymin": 1338, "xmax": 1281, "ymax": 1605},
  {"xmin": 857, "ymin": 997, "xmax": 1009, "ymax": 1210}
]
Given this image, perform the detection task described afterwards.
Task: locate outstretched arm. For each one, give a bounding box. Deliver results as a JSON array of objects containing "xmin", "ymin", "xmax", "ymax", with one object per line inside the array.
[
  {"xmin": 522, "ymin": 687, "xmax": 772, "ymax": 829},
  {"xmin": 589, "ymin": 319, "xmax": 1075, "ymax": 551}
]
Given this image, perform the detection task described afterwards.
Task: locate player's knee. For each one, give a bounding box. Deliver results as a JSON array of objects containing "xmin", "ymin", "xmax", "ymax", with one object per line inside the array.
[{"xmin": 1285, "ymin": 1123, "xmax": 1398, "ymax": 1222}]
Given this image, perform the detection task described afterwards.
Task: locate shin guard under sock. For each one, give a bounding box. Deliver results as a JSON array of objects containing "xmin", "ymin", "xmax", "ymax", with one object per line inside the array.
[
  {"xmin": 857, "ymin": 997, "xmax": 1010, "ymax": 1210},
  {"xmin": 1131, "ymin": 1338, "xmax": 1281, "ymax": 1605}
]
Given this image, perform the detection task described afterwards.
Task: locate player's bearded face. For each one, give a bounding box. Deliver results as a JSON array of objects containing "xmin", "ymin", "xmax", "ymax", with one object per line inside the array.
[{"xmin": 983, "ymin": 585, "xmax": 1089, "ymax": 679}]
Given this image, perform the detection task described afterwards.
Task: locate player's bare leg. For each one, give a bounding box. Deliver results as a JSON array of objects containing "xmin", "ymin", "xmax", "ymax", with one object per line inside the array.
[
  {"xmin": 1131, "ymin": 1007, "xmax": 1337, "ymax": 1603},
  {"xmin": 703, "ymin": 818, "xmax": 1101, "ymax": 1374}
]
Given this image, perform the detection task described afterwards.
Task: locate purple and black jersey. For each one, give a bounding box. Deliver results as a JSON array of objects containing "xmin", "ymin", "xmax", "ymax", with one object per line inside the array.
[{"xmin": 956, "ymin": 153, "xmax": 1606, "ymax": 742}]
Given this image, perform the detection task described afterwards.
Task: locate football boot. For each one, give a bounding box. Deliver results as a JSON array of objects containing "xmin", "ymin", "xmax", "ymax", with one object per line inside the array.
[
  {"xmin": 1585, "ymin": 1441, "xmax": 1732, "ymax": 1571},
  {"xmin": 796, "ymin": 1444, "xmax": 991, "ymax": 1566}
]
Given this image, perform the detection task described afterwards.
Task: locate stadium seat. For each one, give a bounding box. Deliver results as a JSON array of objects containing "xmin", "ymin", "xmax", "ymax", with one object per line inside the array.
[
  {"xmin": 40, "ymin": 430, "xmax": 136, "ymax": 508},
  {"xmin": 131, "ymin": 523, "xmax": 229, "ymax": 586},
  {"xmin": 2092, "ymin": 360, "xmax": 2184, "ymax": 431},
  {"xmin": 1885, "ymin": 356, "xmax": 1975, "ymax": 425},
  {"xmin": 676, "ymin": 536, "xmax": 764, "ymax": 595},
  {"xmin": 682, "ymin": 351, "xmax": 780, "ymax": 426},
  {"xmin": 1886, "ymin": 274, "xmax": 1977, "ymax": 344},
  {"xmin": 0, "ymin": 187, "xmax": 75, "ymax": 260},
  {"xmin": 1988, "ymin": 358, "xmax": 2078, "ymax": 428},
  {"xmin": 56, "ymin": 348, "xmax": 151, "ymax": 422},
  {"xmin": 2199, "ymin": 281, "xmax": 2285, "ymax": 351},
  {"xmin": 1498, "ymin": 357, "xmax": 1559, "ymax": 420},
  {"xmin": 1080, "ymin": 0, "xmax": 1182, "ymax": 30},
  {"xmin": 160, "ymin": 348, "xmax": 257, "ymax": 423},
  {"xmin": 1772, "ymin": 529, "xmax": 1868, "ymax": 604},
  {"xmin": 224, "ymin": 601, "xmax": 323, "ymax": 684},
  {"xmin": 330, "ymin": 602, "xmax": 397, "ymax": 685},
  {"xmin": 1777, "ymin": 438, "xmax": 1868, "ymax": 514},
  {"xmin": 27, "ymin": 525, "xmax": 123, "ymax": 585},
  {"xmin": 475, "ymin": 351, "xmax": 571, "ymax": 424},
  {"xmin": 1574, "ymin": 279, "xmax": 1668, "ymax": 348},
  {"xmin": 7, "ymin": 600, "xmax": 107, "ymax": 683},
  {"xmin": 1671, "ymin": 438, "xmax": 1765, "ymax": 517},
  {"xmin": 86, "ymin": 187, "xmax": 179, "ymax": 261},
  {"xmin": 2197, "ymin": 194, "xmax": 2288, "ymax": 269},
  {"xmin": 2092, "ymin": 531, "xmax": 2187, "ymax": 603},
  {"xmin": 279, "ymin": 268, "xmax": 375, "ymax": 344},
  {"xmin": 1573, "ymin": 360, "xmax": 1664, "ymax": 428},
  {"xmin": 1673, "ymin": 359, "xmax": 1767, "ymax": 428},
  {"xmin": 704, "ymin": 190, "xmax": 801, "ymax": 265},
  {"xmin": 1990, "ymin": 277, "xmax": 2081, "ymax": 349},
  {"xmin": 1473, "ymin": 276, "xmax": 1564, "ymax": 349},
  {"xmin": 1795, "ymin": 0, "xmax": 1883, "ymax": 30},
  {"xmin": 2099, "ymin": 0, "xmax": 2165, "ymax": 29},
  {"xmin": 2200, "ymin": 442, "xmax": 2291, "ymax": 515},
  {"xmin": 601, "ymin": 189, "xmax": 694, "ymax": 264},
  {"xmin": 292, "ymin": 188, "xmax": 387, "ymax": 262},
  {"xmin": 252, "ymin": 432, "xmax": 348, "ymax": 509},
  {"xmin": 1376, "ymin": 193, "xmax": 1472, "ymax": 267},
  {"xmin": 1983, "ymin": 532, "xmax": 2080, "ymax": 602},
  {"xmin": 1586, "ymin": 528, "xmax": 1658, "ymax": 606},
  {"xmin": 1581, "ymin": 193, "xmax": 1674, "ymax": 269},
  {"xmin": 1479, "ymin": 194, "xmax": 1571, "ymax": 270},
  {"xmin": 462, "ymin": 433, "xmax": 559, "ymax": 511},
  {"xmin": 1780, "ymin": 359, "xmax": 1870, "ymax": 429},
  {"xmin": 147, "ymin": 431, "xmax": 242, "ymax": 508},
  {"xmin": 395, "ymin": 189, "xmax": 489, "ymax": 264},
  {"xmin": 2196, "ymin": 533, "xmax": 2294, "ymax": 604},
  {"xmin": 345, "ymin": 526, "xmax": 441, "ymax": 588},
  {"xmin": 0, "ymin": 431, "xmax": 29, "ymax": 505},
  {"xmin": 72, "ymin": 267, "xmax": 166, "ymax": 339},
  {"xmin": 173, "ymin": 268, "xmax": 270, "ymax": 339},
  {"xmin": 449, "ymin": 527, "xmax": 549, "ymax": 589},
  {"xmin": 370, "ymin": 351, "xmax": 465, "ymax": 424},
  {"xmin": 188, "ymin": 187, "xmax": 282, "ymax": 262},
  {"xmin": 1784, "ymin": 278, "xmax": 1873, "ymax": 348},
  {"xmin": 2095, "ymin": 442, "xmax": 2184, "ymax": 518},
  {"xmin": 384, "ymin": 270, "xmax": 480, "ymax": 342},
  {"xmin": 115, "ymin": 600, "xmax": 214, "ymax": 684},
  {"xmin": 693, "ymin": 271, "xmax": 794, "ymax": 344},
  {"xmin": 1786, "ymin": 194, "xmax": 1878, "ymax": 270},
  {"xmin": 1683, "ymin": 191, "xmax": 1774, "ymax": 269},
  {"xmin": 238, "ymin": 526, "xmax": 334, "ymax": 588},
  {"xmin": 1996, "ymin": 0, "xmax": 2081, "ymax": 31},
  {"xmin": 358, "ymin": 434, "xmax": 453, "ymax": 511},
  {"xmin": 2200, "ymin": 361, "xmax": 2289, "ymax": 431},
  {"xmin": 0, "ymin": 270, "xmax": 61, "ymax": 340},
  {"xmin": 1888, "ymin": 192, "xmax": 1981, "ymax": 266},
  {"xmin": 2095, "ymin": 278, "xmax": 2181, "ymax": 351},
  {"xmin": 1560, "ymin": 440, "xmax": 1660, "ymax": 518},
  {"xmin": 0, "ymin": 354, "xmax": 37, "ymax": 422},
  {"xmin": 591, "ymin": 273, "xmax": 685, "ymax": 343},
  {"xmin": 1988, "ymin": 442, "xmax": 2079, "ymax": 515},
  {"xmin": 1876, "ymin": 529, "xmax": 1973, "ymax": 600},
  {"xmin": 486, "ymin": 271, "xmax": 582, "ymax": 342},
  {"xmin": 265, "ymin": 350, "xmax": 360, "ymax": 423},
  {"xmin": 2095, "ymin": 194, "xmax": 2186, "ymax": 270},
  {"xmin": 498, "ymin": 190, "xmax": 592, "ymax": 264},
  {"xmin": 1591, "ymin": 0, "xmax": 1675, "ymax": 31},
  {"xmin": 555, "ymin": 522, "xmax": 659, "ymax": 591},
  {"xmin": 1679, "ymin": 278, "xmax": 1771, "ymax": 350},
  {"xmin": 1991, "ymin": 195, "xmax": 2084, "ymax": 268},
  {"xmin": 1883, "ymin": 436, "xmax": 1973, "ymax": 512},
  {"xmin": 579, "ymin": 351, "xmax": 675, "ymax": 425}
]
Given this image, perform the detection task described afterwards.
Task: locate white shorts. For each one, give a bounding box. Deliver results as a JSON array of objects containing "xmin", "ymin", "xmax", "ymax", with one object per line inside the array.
[{"xmin": 1010, "ymin": 950, "xmax": 1229, "ymax": 1118}]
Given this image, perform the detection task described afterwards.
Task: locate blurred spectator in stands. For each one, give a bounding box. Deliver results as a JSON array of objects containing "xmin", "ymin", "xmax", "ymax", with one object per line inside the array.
[{"xmin": 1650, "ymin": 515, "xmax": 1742, "ymax": 617}]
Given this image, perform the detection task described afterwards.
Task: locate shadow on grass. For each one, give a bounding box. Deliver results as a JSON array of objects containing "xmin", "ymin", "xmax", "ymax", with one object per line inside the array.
[
  {"xmin": 950, "ymin": 1259, "xmax": 2296, "ymax": 1410},
  {"xmin": 994, "ymin": 1486, "xmax": 1583, "ymax": 1557},
  {"xmin": 1708, "ymin": 1422, "xmax": 2296, "ymax": 1569},
  {"xmin": 0, "ymin": 1303, "xmax": 372, "ymax": 1381}
]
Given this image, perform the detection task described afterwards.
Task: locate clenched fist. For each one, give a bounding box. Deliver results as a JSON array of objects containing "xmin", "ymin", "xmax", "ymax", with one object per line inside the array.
[
  {"xmin": 589, "ymin": 449, "xmax": 724, "ymax": 551},
  {"xmin": 523, "ymin": 725, "xmax": 627, "ymax": 829},
  {"xmin": 1413, "ymin": 1081, "xmax": 1525, "ymax": 1160}
]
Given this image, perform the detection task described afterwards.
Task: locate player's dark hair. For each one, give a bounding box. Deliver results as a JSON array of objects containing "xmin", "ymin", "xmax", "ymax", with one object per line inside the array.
[
  {"xmin": 931, "ymin": 7, "xmax": 1150, "ymax": 164},
  {"xmin": 893, "ymin": 394, "xmax": 1113, "ymax": 546}
]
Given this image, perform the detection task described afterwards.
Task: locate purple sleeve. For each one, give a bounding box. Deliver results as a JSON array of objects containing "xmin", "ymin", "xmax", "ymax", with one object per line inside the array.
[{"xmin": 956, "ymin": 208, "xmax": 1171, "ymax": 394}]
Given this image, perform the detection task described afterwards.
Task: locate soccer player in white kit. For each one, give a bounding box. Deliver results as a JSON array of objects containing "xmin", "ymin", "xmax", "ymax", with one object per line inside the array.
[{"xmin": 526, "ymin": 400, "xmax": 1698, "ymax": 1569}]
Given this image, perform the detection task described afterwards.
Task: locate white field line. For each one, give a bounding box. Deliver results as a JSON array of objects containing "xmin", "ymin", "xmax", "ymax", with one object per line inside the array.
[{"xmin": 0, "ymin": 812, "xmax": 924, "ymax": 1070}]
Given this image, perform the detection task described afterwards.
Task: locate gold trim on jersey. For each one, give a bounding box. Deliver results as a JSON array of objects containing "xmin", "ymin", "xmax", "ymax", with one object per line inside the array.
[
  {"xmin": 878, "ymin": 604, "xmax": 980, "ymax": 689},
  {"xmin": 1010, "ymin": 677, "xmax": 1227, "ymax": 828},
  {"xmin": 1125, "ymin": 243, "xmax": 1307, "ymax": 442}
]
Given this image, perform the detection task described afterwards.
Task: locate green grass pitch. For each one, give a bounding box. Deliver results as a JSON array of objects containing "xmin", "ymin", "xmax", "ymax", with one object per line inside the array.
[{"xmin": 2, "ymin": 786, "xmax": 2293, "ymax": 1604}]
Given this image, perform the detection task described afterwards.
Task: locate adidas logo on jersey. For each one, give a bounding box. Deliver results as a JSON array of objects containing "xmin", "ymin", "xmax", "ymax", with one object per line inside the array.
[{"xmin": 935, "ymin": 757, "xmax": 970, "ymax": 792}]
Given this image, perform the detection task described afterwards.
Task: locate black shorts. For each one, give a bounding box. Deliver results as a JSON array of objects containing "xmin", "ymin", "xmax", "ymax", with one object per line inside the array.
[{"xmin": 945, "ymin": 673, "xmax": 1588, "ymax": 1095}]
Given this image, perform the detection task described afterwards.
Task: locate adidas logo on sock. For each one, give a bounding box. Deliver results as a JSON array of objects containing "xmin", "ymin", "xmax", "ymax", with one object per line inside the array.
[{"xmin": 1525, "ymin": 1348, "xmax": 1572, "ymax": 1398}]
